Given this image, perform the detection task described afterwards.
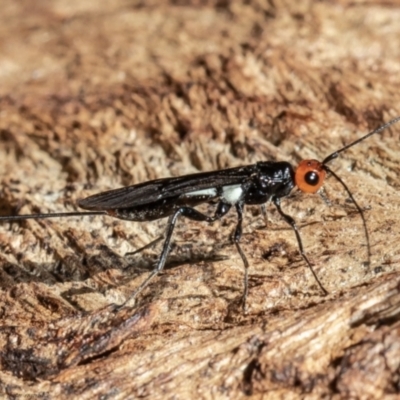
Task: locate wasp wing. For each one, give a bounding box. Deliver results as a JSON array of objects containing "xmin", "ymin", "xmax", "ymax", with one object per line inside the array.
[
  {"xmin": 78, "ymin": 166, "xmax": 254, "ymax": 210},
  {"xmin": 78, "ymin": 165, "xmax": 255, "ymax": 211}
]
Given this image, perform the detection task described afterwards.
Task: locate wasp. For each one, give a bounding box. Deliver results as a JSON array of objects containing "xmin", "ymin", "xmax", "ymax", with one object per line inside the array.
[{"xmin": 1, "ymin": 116, "xmax": 399, "ymax": 310}]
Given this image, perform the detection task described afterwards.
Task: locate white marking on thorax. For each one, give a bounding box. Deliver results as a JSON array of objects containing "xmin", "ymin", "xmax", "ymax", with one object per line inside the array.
[
  {"xmin": 222, "ymin": 184, "xmax": 243, "ymax": 204},
  {"xmin": 185, "ymin": 188, "xmax": 217, "ymax": 197}
]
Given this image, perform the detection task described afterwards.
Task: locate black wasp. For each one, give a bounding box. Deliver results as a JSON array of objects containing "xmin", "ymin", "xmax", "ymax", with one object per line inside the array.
[{"xmin": 1, "ymin": 116, "xmax": 400, "ymax": 311}]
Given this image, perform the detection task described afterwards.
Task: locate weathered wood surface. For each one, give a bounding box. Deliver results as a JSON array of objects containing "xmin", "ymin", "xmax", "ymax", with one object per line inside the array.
[{"xmin": 0, "ymin": 1, "xmax": 400, "ymax": 398}]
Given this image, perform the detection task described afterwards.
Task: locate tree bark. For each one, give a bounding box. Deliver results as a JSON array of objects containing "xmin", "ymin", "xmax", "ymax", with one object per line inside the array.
[{"xmin": 0, "ymin": 1, "xmax": 400, "ymax": 398}]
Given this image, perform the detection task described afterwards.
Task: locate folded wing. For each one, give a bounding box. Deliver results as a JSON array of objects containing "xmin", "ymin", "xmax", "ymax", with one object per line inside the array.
[{"xmin": 78, "ymin": 165, "xmax": 254, "ymax": 210}]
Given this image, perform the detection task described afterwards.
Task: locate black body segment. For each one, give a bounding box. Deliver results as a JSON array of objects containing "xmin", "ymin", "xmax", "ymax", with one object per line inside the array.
[{"xmin": 78, "ymin": 161, "xmax": 295, "ymax": 220}]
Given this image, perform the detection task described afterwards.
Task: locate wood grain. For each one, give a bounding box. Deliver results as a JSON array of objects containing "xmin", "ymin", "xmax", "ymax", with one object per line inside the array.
[{"xmin": 0, "ymin": 1, "xmax": 400, "ymax": 398}]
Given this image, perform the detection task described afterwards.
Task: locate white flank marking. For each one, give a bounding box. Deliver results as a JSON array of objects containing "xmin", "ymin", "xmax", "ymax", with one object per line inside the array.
[
  {"xmin": 222, "ymin": 184, "xmax": 243, "ymax": 204},
  {"xmin": 185, "ymin": 188, "xmax": 217, "ymax": 197}
]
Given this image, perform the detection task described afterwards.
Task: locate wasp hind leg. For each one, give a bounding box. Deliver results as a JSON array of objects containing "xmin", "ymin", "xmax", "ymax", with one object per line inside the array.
[
  {"xmin": 125, "ymin": 235, "xmax": 164, "ymax": 257},
  {"xmin": 231, "ymin": 202, "xmax": 251, "ymax": 313},
  {"xmin": 120, "ymin": 202, "xmax": 231, "ymax": 308}
]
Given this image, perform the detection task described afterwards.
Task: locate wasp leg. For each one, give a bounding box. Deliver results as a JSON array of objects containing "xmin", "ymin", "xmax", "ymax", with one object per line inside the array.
[
  {"xmin": 121, "ymin": 202, "xmax": 231, "ymax": 307},
  {"xmin": 125, "ymin": 235, "xmax": 164, "ymax": 257},
  {"xmin": 272, "ymin": 197, "xmax": 328, "ymax": 295},
  {"xmin": 260, "ymin": 203, "xmax": 268, "ymax": 227},
  {"xmin": 231, "ymin": 202, "xmax": 251, "ymax": 313}
]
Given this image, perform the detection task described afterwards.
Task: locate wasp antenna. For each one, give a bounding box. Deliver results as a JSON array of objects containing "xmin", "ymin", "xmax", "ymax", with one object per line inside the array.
[
  {"xmin": 0, "ymin": 211, "xmax": 106, "ymax": 222},
  {"xmin": 322, "ymin": 115, "xmax": 400, "ymax": 165},
  {"xmin": 322, "ymin": 165, "xmax": 371, "ymax": 267}
]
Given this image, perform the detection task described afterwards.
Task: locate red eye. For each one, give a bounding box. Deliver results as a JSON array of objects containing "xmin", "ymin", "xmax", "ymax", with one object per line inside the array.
[{"xmin": 295, "ymin": 160, "xmax": 326, "ymax": 193}]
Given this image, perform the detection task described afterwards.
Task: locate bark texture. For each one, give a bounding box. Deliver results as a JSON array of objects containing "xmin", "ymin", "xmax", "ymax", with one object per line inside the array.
[{"xmin": 0, "ymin": 1, "xmax": 400, "ymax": 398}]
